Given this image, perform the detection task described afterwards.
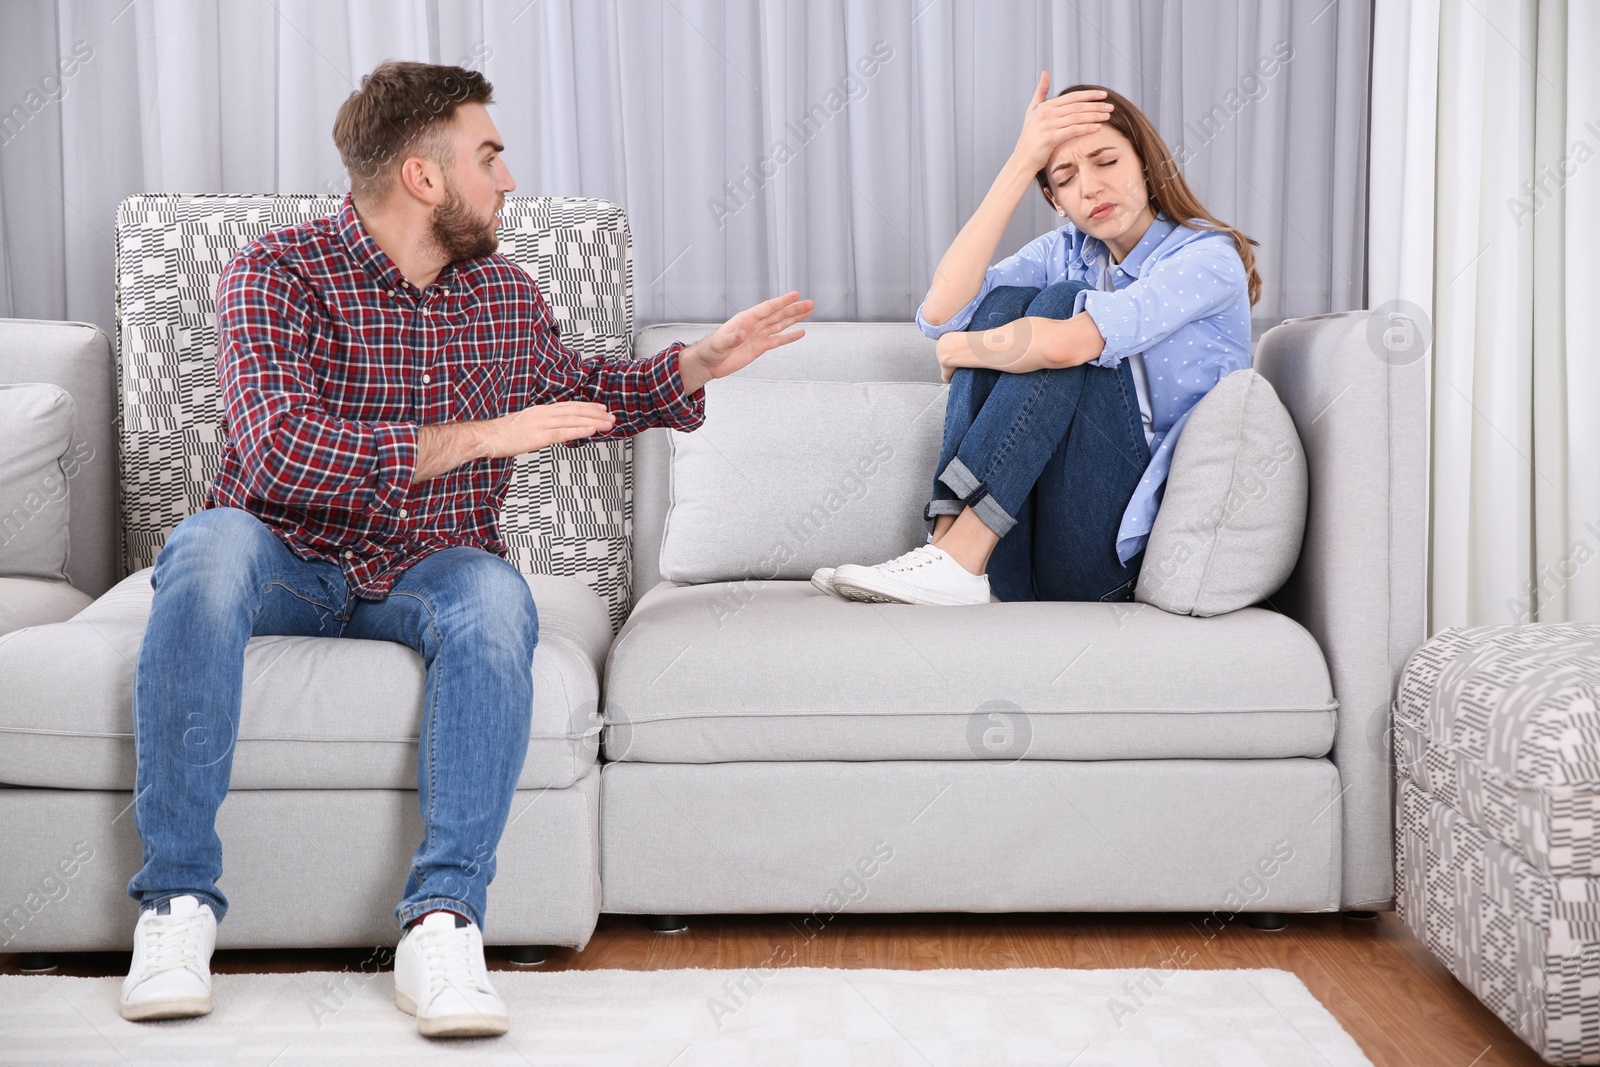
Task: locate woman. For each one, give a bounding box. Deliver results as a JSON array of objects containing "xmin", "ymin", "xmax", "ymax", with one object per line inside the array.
[{"xmin": 818, "ymin": 74, "xmax": 1260, "ymax": 606}]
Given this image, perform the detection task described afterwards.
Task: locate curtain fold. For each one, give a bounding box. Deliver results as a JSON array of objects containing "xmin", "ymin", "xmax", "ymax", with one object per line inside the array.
[
  {"xmin": 1371, "ymin": 0, "xmax": 1599, "ymax": 630},
  {"xmin": 0, "ymin": 0, "xmax": 1369, "ymax": 350}
]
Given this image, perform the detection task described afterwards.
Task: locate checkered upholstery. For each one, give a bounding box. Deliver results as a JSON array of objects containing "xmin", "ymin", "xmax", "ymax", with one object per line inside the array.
[
  {"xmin": 113, "ymin": 194, "xmax": 637, "ymax": 628},
  {"xmin": 1396, "ymin": 625, "xmax": 1600, "ymax": 878},
  {"xmin": 1396, "ymin": 625, "xmax": 1600, "ymax": 1064}
]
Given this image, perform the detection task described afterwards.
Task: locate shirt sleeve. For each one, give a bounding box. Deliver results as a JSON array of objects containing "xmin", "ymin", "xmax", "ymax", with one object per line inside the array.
[
  {"xmin": 520, "ymin": 281, "xmax": 706, "ymax": 444},
  {"xmin": 1082, "ymin": 235, "xmax": 1246, "ymax": 366},
  {"xmin": 915, "ymin": 229, "xmax": 1063, "ymax": 338},
  {"xmin": 215, "ymin": 254, "xmax": 417, "ymax": 515}
]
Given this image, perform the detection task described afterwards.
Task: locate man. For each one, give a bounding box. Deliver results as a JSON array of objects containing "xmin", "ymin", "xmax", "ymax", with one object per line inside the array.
[{"xmin": 118, "ymin": 60, "xmax": 812, "ymax": 1037}]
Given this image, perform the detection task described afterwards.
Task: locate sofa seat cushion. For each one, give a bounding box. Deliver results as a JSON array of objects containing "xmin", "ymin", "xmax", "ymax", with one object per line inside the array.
[
  {"xmin": 0, "ymin": 576, "xmax": 92, "ymax": 634},
  {"xmin": 1395, "ymin": 623, "xmax": 1600, "ymax": 878},
  {"xmin": 602, "ymin": 581, "xmax": 1336, "ymax": 762},
  {"xmin": 0, "ymin": 567, "xmax": 611, "ymax": 790}
]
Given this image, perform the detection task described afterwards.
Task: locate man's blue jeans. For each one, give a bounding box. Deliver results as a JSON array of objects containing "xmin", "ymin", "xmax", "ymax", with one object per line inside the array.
[
  {"xmin": 126, "ymin": 507, "xmax": 537, "ymax": 932},
  {"xmin": 928, "ymin": 280, "xmax": 1151, "ymax": 602}
]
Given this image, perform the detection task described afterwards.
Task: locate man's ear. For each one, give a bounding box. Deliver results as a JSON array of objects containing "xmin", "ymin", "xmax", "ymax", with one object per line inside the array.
[{"xmin": 397, "ymin": 155, "xmax": 444, "ymax": 207}]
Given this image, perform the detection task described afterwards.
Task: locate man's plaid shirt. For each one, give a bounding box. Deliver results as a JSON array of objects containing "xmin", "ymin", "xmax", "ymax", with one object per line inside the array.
[{"xmin": 208, "ymin": 196, "xmax": 704, "ymax": 598}]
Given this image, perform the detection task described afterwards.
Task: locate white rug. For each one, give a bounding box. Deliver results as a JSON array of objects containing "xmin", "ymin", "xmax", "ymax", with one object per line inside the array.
[{"xmin": 0, "ymin": 966, "xmax": 1373, "ymax": 1066}]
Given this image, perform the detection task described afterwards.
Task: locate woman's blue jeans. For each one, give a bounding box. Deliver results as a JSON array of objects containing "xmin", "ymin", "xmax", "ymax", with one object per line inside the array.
[
  {"xmin": 929, "ymin": 280, "xmax": 1151, "ymax": 602},
  {"xmin": 126, "ymin": 507, "xmax": 537, "ymax": 933}
]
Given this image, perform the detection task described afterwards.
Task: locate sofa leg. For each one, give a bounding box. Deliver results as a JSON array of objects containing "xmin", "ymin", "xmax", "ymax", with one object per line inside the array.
[
  {"xmin": 1243, "ymin": 912, "xmax": 1288, "ymax": 931},
  {"xmin": 1342, "ymin": 909, "xmax": 1379, "ymax": 921},
  {"xmin": 14, "ymin": 953, "xmax": 59, "ymax": 973},
  {"xmin": 646, "ymin": 915, "xmax": 690, "ymax": 934},
  {"xmin": 504, "ymin": 945, "xmax": 548, "ymax": 966}
]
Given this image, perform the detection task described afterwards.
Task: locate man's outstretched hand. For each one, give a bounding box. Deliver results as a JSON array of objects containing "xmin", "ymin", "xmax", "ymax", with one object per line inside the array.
[{"xmin": 678, "ymin": 291, "xmax": 815, "ymax": 395}]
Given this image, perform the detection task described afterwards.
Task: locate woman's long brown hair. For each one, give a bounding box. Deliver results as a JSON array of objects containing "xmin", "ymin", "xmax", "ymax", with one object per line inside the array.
[{"xmin": 1036, "ymin": 85, "xmax": 1262, "ymax": 307}]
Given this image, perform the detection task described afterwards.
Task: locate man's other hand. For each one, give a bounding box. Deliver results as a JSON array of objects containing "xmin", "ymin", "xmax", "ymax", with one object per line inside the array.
[{"xmin": 415, "ymin": 401, "xmax": 615, "ymax": 482}]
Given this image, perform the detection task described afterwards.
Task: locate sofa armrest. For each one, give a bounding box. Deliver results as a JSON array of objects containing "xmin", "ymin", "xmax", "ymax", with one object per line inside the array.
[{"xmin": 1254, "ymin": 310, "xmax": 1427, "ymax": 908}]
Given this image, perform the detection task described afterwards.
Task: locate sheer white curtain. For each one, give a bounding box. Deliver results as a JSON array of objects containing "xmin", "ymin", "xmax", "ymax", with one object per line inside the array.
[
  {"xmin": 1369, "ymin": 0, "xmax": 1600, "ymax": 631},
  {"xmin": 0, "ymin": 0, "xmax": 1370, "ymax": 343}
]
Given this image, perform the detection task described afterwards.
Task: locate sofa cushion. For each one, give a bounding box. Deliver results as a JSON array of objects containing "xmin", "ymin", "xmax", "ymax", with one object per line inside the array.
[
  {"xmin": 1136, "ymin": 369, "xmax": 1308, "ymax": 617},
  {"xmin": 1395, "ymin": 623, "xmax": 1600, "ymax": 878},
  {"xmin": 603, "ymin": 580, "xmax": 1336, "ymax": 762},
  {"xmin": 0, "ymin": 576, "xmax": 92, "ymax": 634},
  {"xmin": 0, "ymin": 383, "xmax": 76, "ymax": 581},
  {"xmin": 0, "ymin": 567, "xmax": 611, "ymax": 790},
  {"xmin": 658, "ymin": 378, "xmax": 947, "ymax": 583},
  {"xmin": 0, "ymin": 320, "xmax": 117, "ymax": 598}
]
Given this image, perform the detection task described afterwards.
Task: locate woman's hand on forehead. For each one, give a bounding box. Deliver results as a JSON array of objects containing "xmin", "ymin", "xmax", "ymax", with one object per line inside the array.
[{"xmin": 1013, "ymin": 72, "xmax": 1114, "ymax": 171}]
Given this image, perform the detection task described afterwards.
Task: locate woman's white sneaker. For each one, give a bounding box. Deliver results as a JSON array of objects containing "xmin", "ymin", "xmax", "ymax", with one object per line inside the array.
[
  {"xmin": 810, "ymin": 567, "xmax": 840, "ymax": 596},
  {"xmin": 119, "ymin": 895, "xmax": 216, "ymax": 1021},
  {"xmin": 832, "ymin": 545, "xmax": 991, "ymax": 606},
  {"xmin": 394, "ymin": 912, "xmax": 509, "ymax": 1037}
]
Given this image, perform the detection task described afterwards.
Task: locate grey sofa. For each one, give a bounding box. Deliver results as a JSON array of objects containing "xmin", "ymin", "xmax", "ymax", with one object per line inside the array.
[
  {"xmin": 0, "ymin": 194, "xmax": 1425, "ymax": 961},
  {"xmin": 604, "ymin": 312, "xmax": 1424, "ymax": 920}
]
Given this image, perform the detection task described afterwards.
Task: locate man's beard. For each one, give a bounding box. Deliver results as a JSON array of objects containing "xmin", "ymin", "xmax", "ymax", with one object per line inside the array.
[{"xmin": 429, "ymin": 180, "xmax": 500, "ymax": 263}]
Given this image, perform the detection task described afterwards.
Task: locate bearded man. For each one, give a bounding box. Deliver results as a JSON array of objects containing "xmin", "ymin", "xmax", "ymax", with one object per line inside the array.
[{"xmin": 117, "ymin": 60, "xmax": 812, "ymax": 1036}]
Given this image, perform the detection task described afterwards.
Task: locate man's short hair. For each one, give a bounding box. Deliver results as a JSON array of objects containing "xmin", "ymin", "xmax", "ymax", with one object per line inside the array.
[{"xmin": 333, "ymin": 60, "xmax": 494, "ymax": 205}]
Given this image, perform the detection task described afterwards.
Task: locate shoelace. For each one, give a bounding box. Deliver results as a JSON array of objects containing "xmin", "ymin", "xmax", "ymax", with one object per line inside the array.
[
  {"xmin": 882, "ymin": 545, "xmax": 944, "ymax": 573},
  {"xmin": 135, "ymin": 912, "xmax": 208, "ymax": 978},
  {"xmin": 418, "ymin": 928, "xmax": 493, "ymax": 999}
]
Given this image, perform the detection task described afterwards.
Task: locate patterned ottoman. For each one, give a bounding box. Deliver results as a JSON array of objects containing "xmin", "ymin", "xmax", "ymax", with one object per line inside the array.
[{"xmin": 1396, "ymin": 625, "xmax": 1600, "ymax": 1064}]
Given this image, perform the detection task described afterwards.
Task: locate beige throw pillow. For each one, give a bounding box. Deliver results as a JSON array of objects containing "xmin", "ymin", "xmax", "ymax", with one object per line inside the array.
[{"xmin": 1136, "ymin": 370, "xmax": 1307, "ymax": 617}]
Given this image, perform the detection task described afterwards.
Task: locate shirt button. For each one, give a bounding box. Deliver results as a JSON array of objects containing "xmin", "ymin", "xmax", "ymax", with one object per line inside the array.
[
  {"xmin": 387, "ymin": 289, "xmax": 395, "ymax": 297},
  {"xmin": 421, "ymin": 373, "xmax": 431, "ymax": 384},
  {"xmin": 343, "ymin": 550, "xmax": 354, "ymax": 560},
  {"xmin": 398, "ymin": 508, "xmax": 408, "ymax": 518}
]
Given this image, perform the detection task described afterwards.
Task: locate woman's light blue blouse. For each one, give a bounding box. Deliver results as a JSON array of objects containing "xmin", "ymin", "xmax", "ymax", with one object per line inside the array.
[{"xmin": 915, "ymin": 213, "xmax": 1252, "ymax": 564}]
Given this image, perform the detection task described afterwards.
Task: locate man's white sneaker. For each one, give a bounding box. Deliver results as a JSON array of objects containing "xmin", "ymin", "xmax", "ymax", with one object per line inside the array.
[
  {"xmin": 831, "ymin": 545, "xmax": 992, "ymax": 606},
  {"xmin": 119, "ymin": 895, "xmax": 216, "ymax": 1021},
  {"xmin": 810, "ymin": 567, "xmax": 840, "ymax": 596},
  {"xmin": 394, "ymin": 912, "xmax": 509, "ymax": 1037}
]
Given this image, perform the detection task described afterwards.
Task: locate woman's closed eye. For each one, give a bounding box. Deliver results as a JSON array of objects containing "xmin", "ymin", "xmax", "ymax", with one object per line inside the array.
[{"xmin": 1061, "ymin": 162, "xmax": 1117, "ymax": 184}]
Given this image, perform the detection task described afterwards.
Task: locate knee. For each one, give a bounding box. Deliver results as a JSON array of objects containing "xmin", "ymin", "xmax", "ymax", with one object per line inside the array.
[
  {"xmin": 152, "ymin": 509, "xmax": 278, "ymax": 600},
  {"xmin": 970, "ymin": 286, "xmax": 1040, "ymax": 331},
  {"xmin": 1026, "ymin": 280, "xmax": 1093, "ymax": 321},
  {"xmin": 437, "ymin": 556, "xmax": 538, "ymax": 654}
]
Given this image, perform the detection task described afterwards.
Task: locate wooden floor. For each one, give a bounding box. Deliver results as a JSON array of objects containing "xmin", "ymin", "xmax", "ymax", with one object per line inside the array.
[{"xmin": 2, "ymin": 910, "xmax": 1543, "ymax": 1065}]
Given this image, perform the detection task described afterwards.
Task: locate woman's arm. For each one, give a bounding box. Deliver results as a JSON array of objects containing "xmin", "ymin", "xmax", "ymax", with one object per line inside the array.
[
  {"xmin": 933, "ymin": 314, "xmax": 1104, "ymax": 381},
  {"xmin": 921, "ymin": 161, "xmax": 1046, "ymax": 328},
  {"xmin": 934, "ymin": 236, "xmax": 1247, "ymax": 381},
  {"xmin": 921, "ymin": 74, "xmax": 1112, "ymax": 327}
]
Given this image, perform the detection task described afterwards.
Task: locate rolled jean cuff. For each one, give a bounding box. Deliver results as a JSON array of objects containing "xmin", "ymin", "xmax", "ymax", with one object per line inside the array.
[
  {"xmin": 970, "ymin": 494, "xmax": 1018, "ymax": 538},
  {"xmin": 938, "ymin": 456, "xmax": 983, "ymax": 500},
  {"xmin": 925, "ymin": 499, "xmax": 964, "ymax": 521},
  {"xmin": 937, "ymin": 457, "xmax": 1018, "ymax": 538}
]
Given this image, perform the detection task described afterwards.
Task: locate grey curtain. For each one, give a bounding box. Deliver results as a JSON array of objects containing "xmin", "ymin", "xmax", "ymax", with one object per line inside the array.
[{"xmin": 0, "ymin": 0, "xmax": 1371, "ymax": 340}]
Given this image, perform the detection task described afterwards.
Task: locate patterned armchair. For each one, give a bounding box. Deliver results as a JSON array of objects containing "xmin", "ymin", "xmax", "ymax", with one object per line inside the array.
[{"xmin": 114, "ymin": 194, "xmax": 639, "ymax": 628}]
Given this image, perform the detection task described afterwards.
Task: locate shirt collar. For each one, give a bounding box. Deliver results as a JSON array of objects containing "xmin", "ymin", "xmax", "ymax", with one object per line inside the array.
[
  {"xmin": 335, "ymin": 196, "xmax": 405, "ymax": 291},
  {"xmin": 1083, "ymin": 211, "xmax": 1177, "ymax": 279},
  {"xmin": 334, "ymin": 195, "xmax": 461, "ymax": 295}
]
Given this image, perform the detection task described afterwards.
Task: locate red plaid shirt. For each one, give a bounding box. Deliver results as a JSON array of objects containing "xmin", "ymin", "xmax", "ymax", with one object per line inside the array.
[{"xmin": 209, "ymin": 196, "xmax": 704, "ymax": 598}]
